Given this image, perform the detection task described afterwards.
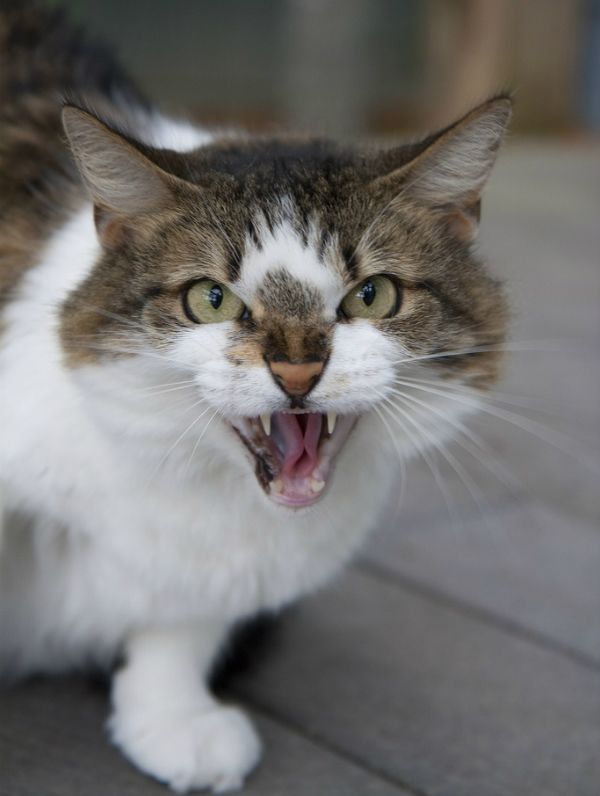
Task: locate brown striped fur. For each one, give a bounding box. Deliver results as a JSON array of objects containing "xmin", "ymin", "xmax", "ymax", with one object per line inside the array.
[
  {"xmin": 1, "ymin": 1, "xmax": 509, "ymax": 389},
  {"xmin": 0, "ymin": 0, "xmax": 145, "ymax": 311}
]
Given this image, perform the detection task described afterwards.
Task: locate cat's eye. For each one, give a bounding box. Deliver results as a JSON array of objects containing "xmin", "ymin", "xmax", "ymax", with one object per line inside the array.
[
  {"xmin": 184, "ymin": 279, "xmax": 246, "ymax": 324},
  {"xmin": 340, "ymin": 275, "xmax": 401, "ymax": 320}
]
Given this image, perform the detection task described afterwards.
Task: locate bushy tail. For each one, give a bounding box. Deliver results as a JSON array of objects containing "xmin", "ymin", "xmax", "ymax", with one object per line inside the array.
[
  {"xmin": 0, "ymin": 1, "xmax": 145, "ymax": 302},
  {"xmin": 0, "ymin": 0, "xmax": 145, "ymax": 113}
]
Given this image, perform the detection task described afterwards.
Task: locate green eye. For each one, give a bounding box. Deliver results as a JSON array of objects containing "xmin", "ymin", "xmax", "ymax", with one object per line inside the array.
[
  {"xmin": 341, "ymin": 275, "xmax": 401, "ymax": 320},
  {"xmin": 184, "ymin": 279, "xmax": 246, "ymax": 324}
]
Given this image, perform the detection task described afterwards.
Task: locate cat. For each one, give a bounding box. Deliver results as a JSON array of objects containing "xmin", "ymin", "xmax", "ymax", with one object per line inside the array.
[{"xmin": 0, "ymin": 2, "xmax": 510, "ymax": 792}]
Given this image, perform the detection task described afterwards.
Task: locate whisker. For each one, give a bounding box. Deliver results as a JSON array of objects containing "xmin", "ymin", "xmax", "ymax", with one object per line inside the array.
[
  {"xmin": 150, "ymin": 390, "xmax": 214, "ymax": 420},
  {"xmin": 148, "ymin": 401, "xmax": 212, "ymax": 483},
  {"xmin": 373, "ymin": 391, "xmax": 460, "ymax": 527},
  {"xmin": 44, "ymin": 301, "xmax": 149, "ymax": 334},
  {"xmin": 370, "ymin": 404, "xmax": 408, "ymax": 514},
  {"xmin": 394, "ymin": 374, "xmax": 555, "ymax": 415},
  {"xmin": 136, "ymin": 378, "xmax": 199, "ymax": 396},
  {"xmin": 184, "ymin": 408, "xmax": 220, "ymax": 474},
  {"xmin": 62, "ymin": 328, "xmax": 218, "ymax": 366},
  {"xmin": 382, "ymin": 394, "xmax": 492, "ymax": 518},
  {"xmin": 59, "ymin": 337, "xmax": 193, "ymax": 369},
  {"xmin": 61, "ymin": 329, "xmax": 257, "ymax": 381},
  {"xmin": 381, "ymin": 395, "xmax": 498, "ymax": 532},
  {"xmin": 391, "ymin": 339, "xmax": 582, "ymax": 367},
  {"xmin": 392, "ymin": 377, "xmax": 600, "ymax": 474},
  {"xmin": 387, "ymin": 387, "xmax": 521, "ymax": 496}
]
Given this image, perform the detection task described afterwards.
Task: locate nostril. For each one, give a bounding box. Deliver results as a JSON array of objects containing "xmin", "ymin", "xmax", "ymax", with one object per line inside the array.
[{"xmin": 269, "ymin": 361, "xmax": 324, "ymax": 396}]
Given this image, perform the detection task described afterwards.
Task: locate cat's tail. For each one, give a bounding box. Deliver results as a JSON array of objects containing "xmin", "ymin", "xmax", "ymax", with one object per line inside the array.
[
  {"xmin": 0, "ymin": 1, "xmax": 148, "ymax": 302},
  {"xmin": 0, "ymin": 0, "xmax": 147, "ymax": 174},
  {"xmin": 0, "ymin": 0, "xmax": 147, "ymax": 114}
]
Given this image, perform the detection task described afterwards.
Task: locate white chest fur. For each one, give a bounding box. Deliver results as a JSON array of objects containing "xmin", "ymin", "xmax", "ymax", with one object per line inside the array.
[{"xmin": 0, "ymin": 208, "xmax": 396, "ymax": 671}]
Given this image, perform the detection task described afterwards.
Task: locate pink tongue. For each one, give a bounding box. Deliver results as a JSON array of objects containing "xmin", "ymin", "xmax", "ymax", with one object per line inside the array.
[{"xmin": 274, "ymin": 413, "xmax": 323, "ymax": 478}]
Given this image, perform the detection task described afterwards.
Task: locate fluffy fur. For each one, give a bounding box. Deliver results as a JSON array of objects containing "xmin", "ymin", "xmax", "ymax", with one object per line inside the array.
[{"xmin": 0, "ymin": 3, "xmax": 511, "ymax": 792}]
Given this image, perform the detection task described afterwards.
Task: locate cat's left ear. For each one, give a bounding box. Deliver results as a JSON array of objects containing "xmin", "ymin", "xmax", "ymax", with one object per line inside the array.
[
  {"xmin": 62, "ymin": 106, "xmax": 183, "ymax": 247},
  {"xmin": 372, "ymin": 96, "xmax": 512, "ymax": 243}
]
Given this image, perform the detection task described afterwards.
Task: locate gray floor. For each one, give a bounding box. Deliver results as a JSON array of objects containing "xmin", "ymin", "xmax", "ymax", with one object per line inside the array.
[{"xmin": 1, "ymin": 143, "xmax": 599, "ymax": 795}]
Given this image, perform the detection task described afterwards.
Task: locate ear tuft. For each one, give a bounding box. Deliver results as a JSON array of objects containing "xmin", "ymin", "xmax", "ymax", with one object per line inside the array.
[
  {"xmin": 408, "ymin": 96, "xmax": 511, "ymax": 206},
  {"xmin": 62, "ymin": 106, "xmax": 175, "ymax": 218},
  {"xmin": 374, "ymin": 96, "xmax": 512, "ymax": 241}
]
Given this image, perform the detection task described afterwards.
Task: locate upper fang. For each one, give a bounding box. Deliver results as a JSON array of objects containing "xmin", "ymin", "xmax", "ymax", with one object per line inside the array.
[
  {"xmin": 327, "ymin": 411, "xmax": 337, "ymax": 434},
  {"xmin": 260, "ymin": 413, "xmax": 271, "ymax": 435}
]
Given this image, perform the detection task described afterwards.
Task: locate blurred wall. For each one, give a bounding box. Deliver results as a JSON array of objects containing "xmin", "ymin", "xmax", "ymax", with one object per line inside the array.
[{"xmin": 46, "ymin": 0, "xmax": 598, "ymax": 137}]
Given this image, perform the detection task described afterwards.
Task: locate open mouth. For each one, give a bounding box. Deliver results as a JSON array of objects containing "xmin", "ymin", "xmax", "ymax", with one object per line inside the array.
[{"xmin": 232, "ymin": 411, "xmax": 356, "ymax": 508}]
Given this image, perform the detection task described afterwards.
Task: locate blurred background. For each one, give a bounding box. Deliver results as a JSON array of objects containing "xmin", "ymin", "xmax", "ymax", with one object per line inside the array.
[
  {"xmin": 5, "ymin": 3, "xmax": 600, "ymax": 795},
  {"xmin": 44, "ymin": 0, "xmax": 600, "ymax": 138},
  {"xmin": 38, "ymin": 0, "xmax": 599, "ymax": 523}
]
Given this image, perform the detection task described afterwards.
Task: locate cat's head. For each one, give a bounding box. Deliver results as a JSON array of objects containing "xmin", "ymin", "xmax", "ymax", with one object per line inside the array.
[{"xmin": 60, "ymin": 97, "xmax": 510, "ymax": 509}]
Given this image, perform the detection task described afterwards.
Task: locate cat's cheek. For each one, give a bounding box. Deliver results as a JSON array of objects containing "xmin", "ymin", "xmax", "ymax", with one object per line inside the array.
[
  {"xmin": 167, "ymin": 328, "xmax": 280, "ymax": 416},
  {"xmin": 312, "ymin": 321, "xmax": 402, "ymax": 409},
  {"xmin": 169, "ymin": 324, "xmax": 231, "ymax": 370}
]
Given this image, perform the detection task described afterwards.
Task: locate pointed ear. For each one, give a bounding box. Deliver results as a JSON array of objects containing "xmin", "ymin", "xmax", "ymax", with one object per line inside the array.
[
  {"xmin": 373, "ymin": 96, "xmax": 512, "ymax": 242},
  {"xmin": 62, "ymin": 106, "xmax": 178, "ymax": 246}
]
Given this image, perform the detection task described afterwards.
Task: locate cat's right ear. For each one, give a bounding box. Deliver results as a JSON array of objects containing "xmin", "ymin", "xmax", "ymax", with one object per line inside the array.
[
  {"xmin": 370, "ymin": 96, "xmax": 512, "ymax": 243},
  {"xmin": 62, "ymin": 106, "xmax": 179, "ymax": 247}
]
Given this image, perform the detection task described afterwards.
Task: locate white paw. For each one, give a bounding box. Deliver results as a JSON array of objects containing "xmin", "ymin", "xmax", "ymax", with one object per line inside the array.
[{"xmin": 109, "ymin": 703, "xmax": 262, "ymax": 793}]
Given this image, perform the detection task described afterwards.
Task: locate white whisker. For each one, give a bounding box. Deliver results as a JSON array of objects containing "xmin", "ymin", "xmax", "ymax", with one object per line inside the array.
[
  {"xmin": 392, "ymin": 377, "xmax": 600, "ymax": 474},
  {"xmin": 149, "ymin": 401, "xmax": 212, "ymax": 483},
  {"xmin": 387, "ymin": 387, "xmax": 520, "ymax": 496},
  {"xmin": 136, "ymin": 379, "xmax": 199, "ymax": 397},
  {"xmin": 373, "ymin": 392, "xmax": 459, "ymax": 526},
  {"xmin": 381, "ymin": 393, "xmax": 491, "ymax": 522},
  {"xmin": 185, "ymin": 409, "xmax": 220, "ymax": 474},
  {"xmin": 394, "ymin": 374, "xmax": 553, "ymax": 414},
  {"xmin": 370, "ymin": 404, "xmax": 408, "ymax": 514},
  {"xmin": 391, "ymin": 338, "xmax": 580, "ymax": 367}
]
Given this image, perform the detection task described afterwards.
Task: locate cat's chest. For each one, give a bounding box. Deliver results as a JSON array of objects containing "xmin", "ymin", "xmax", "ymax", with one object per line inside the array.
[{"xmin": 74, "ymin": 459, "xmax": 367, "ymax": 623}]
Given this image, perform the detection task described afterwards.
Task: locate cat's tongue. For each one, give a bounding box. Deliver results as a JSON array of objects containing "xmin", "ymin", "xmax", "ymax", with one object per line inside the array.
[
  {"xmin": 274, "ymin": 412, "xmax": 322, "ymax": 479},
  {"xmin": 259, "ymin": 411, "xmax": 355, "ymax": 508}
]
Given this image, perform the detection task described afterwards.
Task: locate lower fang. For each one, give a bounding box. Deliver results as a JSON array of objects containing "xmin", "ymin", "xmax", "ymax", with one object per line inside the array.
[
  {"xmin": 271, "ymin": 479, "xmax": 283, "ymax": 494},
  {"xmin": 327, "ymin": 412, "xmax": 337, "ymax": 434},
  {"xmin": 310, "ymin": 478, "xmax": 325, "ymax": 493},
  {"xmin": 260, "ymin": 413, "xmax": 271, "ymax": 435}
]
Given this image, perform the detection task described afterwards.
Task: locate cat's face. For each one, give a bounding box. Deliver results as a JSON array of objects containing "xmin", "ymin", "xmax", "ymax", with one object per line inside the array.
[{"xmin": 60, "ymin": 98, "xmax": 510, "ymax": 509}]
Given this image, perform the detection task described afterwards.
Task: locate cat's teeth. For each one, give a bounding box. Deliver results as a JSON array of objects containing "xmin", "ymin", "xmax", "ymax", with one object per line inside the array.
[
  {"xmin": 271, "ymin": 479, "xmax": 283, "ymax": 494},
  {"xmin": 310, "ymin": 478, "xmax": 325, "ymax": 493},
  {"xmin": 327, "ymin": 411, "xmax": 337, "ymax": 435},
  {"xmin": 260, "ymin": 413, "xmax": 271, "ymax": 436}
]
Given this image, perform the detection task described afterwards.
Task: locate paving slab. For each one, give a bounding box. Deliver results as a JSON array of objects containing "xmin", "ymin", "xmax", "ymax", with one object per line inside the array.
[
  {"xmin": 363, "ymin": 500, "xmax": 600, "ymax": 662},
  {"xmin": 0, "ymin": 677, "xmax": 409, "ymax": 796},
  {"xmin": 230, "ymin": 568, "xmax": 600, "ymax": 796}
]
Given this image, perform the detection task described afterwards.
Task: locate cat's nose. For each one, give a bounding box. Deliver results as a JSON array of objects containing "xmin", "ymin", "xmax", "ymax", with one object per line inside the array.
[{"xmin": 268, "ymin": 360, "xmax": 324, "ymax": 397}]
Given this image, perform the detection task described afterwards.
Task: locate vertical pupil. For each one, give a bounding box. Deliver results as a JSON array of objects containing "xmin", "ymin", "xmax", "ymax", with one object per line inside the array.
[
  {"xmin": 208, "ymin": 285, "xmax": 223, "ymax": 309},
  {"xmin": 361, "ymin": 280, "xmax": 376, "ymax": 306}
]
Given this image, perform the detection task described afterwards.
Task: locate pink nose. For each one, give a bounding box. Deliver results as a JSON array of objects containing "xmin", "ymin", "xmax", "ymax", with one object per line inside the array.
[{"xmin": 269, "ymin": 360, "xmax": 324, "ymax": 396}]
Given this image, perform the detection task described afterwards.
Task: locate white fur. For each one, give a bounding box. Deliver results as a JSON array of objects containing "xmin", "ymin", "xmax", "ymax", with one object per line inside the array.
[
  {"xmin": 236, "ymin": 201, "xmax": 344, "ymax": 314},
  {"xmin": 144, "ymin": 113, "xmax": 214, "ymax": 151},
  {"xmin": 0, "ymin": 117, "xmax": 474, "ymax": 791},
  {"xmin": 110, "ymin": 623, "xmax": 261, "ymax": 793}
]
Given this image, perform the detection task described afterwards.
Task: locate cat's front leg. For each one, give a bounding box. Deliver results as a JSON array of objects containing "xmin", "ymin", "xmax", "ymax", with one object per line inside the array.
[{"xmin": 109, "ymin": 621, "xmax": 261, "ymax": 793}]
